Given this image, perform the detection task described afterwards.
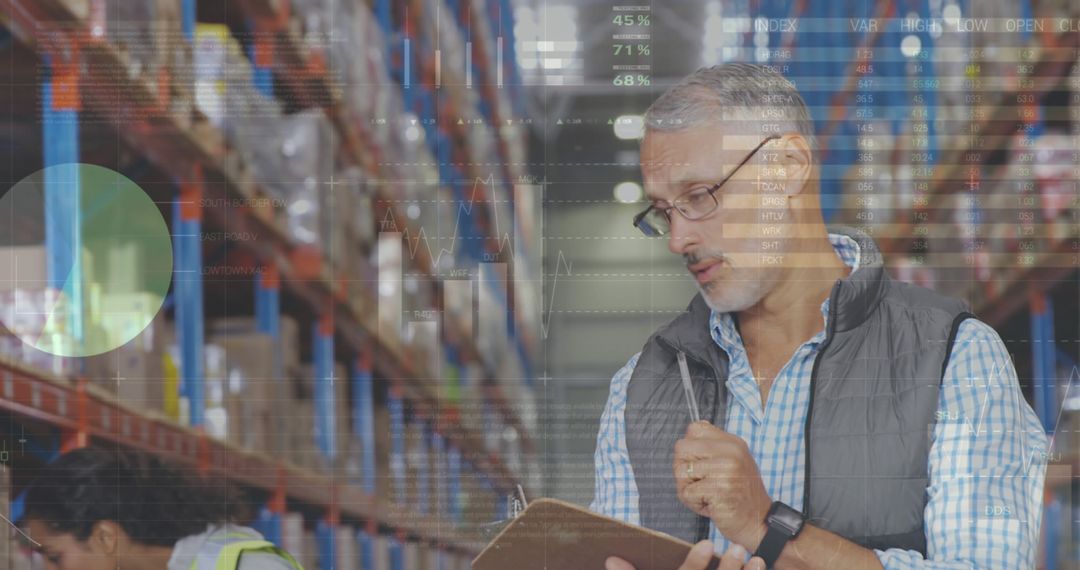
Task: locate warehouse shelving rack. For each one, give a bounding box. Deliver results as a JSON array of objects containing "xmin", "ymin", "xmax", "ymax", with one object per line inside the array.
[
  {"xmin": 736, "ymin": 1, "xmax": 1077, "ymax": 567},
  {"xmin": 0, "ymin": 354, "xmax": 481, "ymax": 552},
  {"xmin": 1, "ymin": 0, "xmax": 537, "ymax": 564},
  {"xmin": 874, "ymin": 32, "xmax": 1080, "ymax": 258},
  {"xmin": 234, "ymin": 0, "xmax": 538, "ymax": 457},
  {"xmin": 770, "ymin": 0, "xmax": 1078, "ymax": 412}
]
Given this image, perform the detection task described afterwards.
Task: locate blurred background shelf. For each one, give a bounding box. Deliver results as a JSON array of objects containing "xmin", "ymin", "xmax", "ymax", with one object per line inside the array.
[
  {"xmin": 1, "ymin": 0, "xmax": 1079, "ymax": 568},
  {"xmin": 1, "ymin": 0, "xmax": 536, "ymax": 567},
  {"xmin": 0, "ymin": 355, "xmax": 482, "ymax": 554}
]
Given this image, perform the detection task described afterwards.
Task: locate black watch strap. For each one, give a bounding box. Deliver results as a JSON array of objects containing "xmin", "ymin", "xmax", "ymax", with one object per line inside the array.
[
  {"xmin": 752, "ymin": 501, "xmax": 805, "ymax": 569},
  {"xmin": 753, "ymin": 525, "xmax": 790, "ymax": 569}
]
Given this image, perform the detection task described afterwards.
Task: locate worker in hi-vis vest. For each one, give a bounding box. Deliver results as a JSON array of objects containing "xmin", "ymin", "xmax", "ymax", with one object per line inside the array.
[{"xmin": 18, "ymin": 448, "xmax": 303, "ymax": 570}]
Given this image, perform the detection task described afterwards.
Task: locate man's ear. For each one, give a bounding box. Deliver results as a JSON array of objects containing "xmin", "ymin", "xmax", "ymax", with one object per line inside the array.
[
  {"xmin": 89, "ymin": 521, "xmax": 120, "ymax": 555},
  {"xmin": 778, "ymin": 134, "xmax": 814, "ymax": 197}
]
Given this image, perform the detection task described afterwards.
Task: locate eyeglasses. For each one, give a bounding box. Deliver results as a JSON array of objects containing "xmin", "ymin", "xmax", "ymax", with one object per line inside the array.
[{"xmin": 632, "ymin": 134, "xmax": 781, "ymax": 237}]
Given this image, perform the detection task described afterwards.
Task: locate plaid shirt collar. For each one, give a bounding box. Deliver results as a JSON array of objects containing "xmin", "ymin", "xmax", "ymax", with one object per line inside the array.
[{"xmin": 709, "ymin": 233, "xmax": 863, "ymax": 353}]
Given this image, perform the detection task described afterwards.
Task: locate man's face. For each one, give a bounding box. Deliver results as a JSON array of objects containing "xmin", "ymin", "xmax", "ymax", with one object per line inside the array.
[
  {"xmin": 24, "ymin": 519, "xmax": 117, "ymax": 570},
  {"xmin": 640, "ymin": 125, "xmax": 788, "ymax": 313}
]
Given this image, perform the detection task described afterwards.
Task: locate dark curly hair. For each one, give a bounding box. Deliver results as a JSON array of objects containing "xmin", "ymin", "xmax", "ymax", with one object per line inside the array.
[{"xmin": 21, "ymin": 447, "xmax": 244, "ymax": 547}]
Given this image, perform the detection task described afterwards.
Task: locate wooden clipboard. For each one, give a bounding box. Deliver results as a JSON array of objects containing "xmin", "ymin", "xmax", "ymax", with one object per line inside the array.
[{"xmin": 472, "ymin": 498, "xmax": 720, "ymax": 570}]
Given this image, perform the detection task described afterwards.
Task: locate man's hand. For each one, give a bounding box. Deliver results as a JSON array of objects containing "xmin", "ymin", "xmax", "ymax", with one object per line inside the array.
[
  {"xmin": 673, "ymin": 421, "xmax": 772, "ymax": 550},
  {"xmin": 605, "ymin": 542, "xmax": 766, "ymax": 570}
]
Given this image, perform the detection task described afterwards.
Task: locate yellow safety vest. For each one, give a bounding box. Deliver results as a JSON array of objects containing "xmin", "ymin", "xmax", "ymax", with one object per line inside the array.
[{"xmin": 187, "ymin": 530, "xmax": 304, "ymax": 570}]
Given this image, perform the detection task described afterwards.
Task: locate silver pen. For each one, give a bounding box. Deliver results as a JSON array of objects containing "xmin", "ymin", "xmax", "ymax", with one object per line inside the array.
[{"xmin": 677, "ymin": 351, "xmax": 701, "ymax": 423}]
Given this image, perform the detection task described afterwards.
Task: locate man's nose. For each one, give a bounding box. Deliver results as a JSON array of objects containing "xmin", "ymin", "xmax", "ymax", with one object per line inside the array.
[{"xmin": 667, "ymin": 214, "xmax": 699, "ymax": 255}]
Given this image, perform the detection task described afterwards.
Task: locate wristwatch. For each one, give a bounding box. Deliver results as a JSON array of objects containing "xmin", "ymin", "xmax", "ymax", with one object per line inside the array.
[{"xmin": 752, "ymin": 501, "xmax": 805, "ymax": 569}]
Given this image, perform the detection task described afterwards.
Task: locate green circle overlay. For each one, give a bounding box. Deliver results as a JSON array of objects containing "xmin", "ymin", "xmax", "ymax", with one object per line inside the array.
[{"xmin": 1, "ymin": 164, "xmax": 172, "ymax": 357}]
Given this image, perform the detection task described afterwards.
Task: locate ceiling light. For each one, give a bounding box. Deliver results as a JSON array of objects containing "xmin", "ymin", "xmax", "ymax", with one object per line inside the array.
[
  {"xmin": 613, "ymin": 181, "xmax": 643, "ymax": 204},
  {"xmin": 613, "ymin": 115, "xmax": 644, "ymax": 140}
]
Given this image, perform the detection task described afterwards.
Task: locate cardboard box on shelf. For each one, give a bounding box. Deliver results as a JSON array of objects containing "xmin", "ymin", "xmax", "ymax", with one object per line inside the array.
[
  {"xmin": 404, "ymin": 320, "xmax": 439, "ymax": 388},
  {"xmin": 209, "ymin": 315, "xmax": 301, "ymax": 372},
  {"xmin": 189, "ymin": 116, "xmax": 225, "ymax": 157},
  {"xmin": 287, "ymin": 397, "xmax": 318, "ymax": 470},
  {"xmin": 287, "ymin": 361, "xmax": 313, "ymax": 401},
  {"xmin": 84, "ymin": 336, "xmax": 166, "ymax": 410},
  {"xmin": 93, "ymin": 292, "xmax": 167, "ymax": 356},
  {"xmin": 1052, "ymin": 400, "xmax": 1077, "ymax": 458},
  {"xmin": 57, "ymin": 0, "xmax": 89, "ymax": 19},
  {"xmin": 84, "ymin": 293, "xmax": 169, "ymax": 397},
  {"xmin": 281, "ymin": 513, "xmax": 305, "ymax": 565},
  {"xmin": 300, "ymin": 530, "xmax": 318, "ymax": 570},
  {"xmin": 342, "ymin": 434, "xmax": 364, "ymax": 488},
  {"xmin": 0, "ymin": 245, "xmax": 47, "ymax": 292},
  {"xmin": 280, "ymin": 316, "xmax": 301, "ymax": 370},
  {"xmin": 404, "ymin": 419, "xmax": 428, "ymax": 513},
  {"xmin": 212, "ymin": 332, "xmax": 279, "ymax": 453},
  {"xmin": 373, "ymin": 534, "xmax": 390, "ymax": 570},
  {"xmin": 101, "ymin": 241, "xmax": 140, "ymax": 295},
  {"xmin": 0, "ymin": 252, "xmax": 168, "ymax": 380},
  {"xmin": 375, "ymin": 234, "xmax": 404, "ymax": 343},
  {"xmin": 0, "ymin": 289, "xmax": 76, "ymax": 377},
  {"xmin": 79, "ymin": 0, "xmax": 188, "ymax": 100},
  {"xmin": 202, "ymin": 343, "xmax": 229, "ymax": 441},
  {"xmin": 243, "ymin": 110, "xmax": 332, "ymax": 249},
  {"xmin": 348, "ymin": 180, "xmax": 377, "ymax": 253},
  {"xmin": 154, "ymin": 0, "xmax": 193, "ymax": 129},
  {"xmin": 335, "ymin": 363, "xmax": 350, "ymax": 438},
  {"xmin": 96, "ymin": 0, "xmax": 156, "ymax": 74},
  {"xmin": 403, "ymin": 540, "xmax": 420, "ymax": 570},
  {"xmin": 335, "ymin": 525, "xmax": 358, "ymax": 570},
  {"xmin": 321, "ymin": 169, "xmax": 355, "ymax": 275},
  {"xmin": 323, "ymin": 168, "xmax": 378, "ymax": 280},
  {"xmin": 374, "ymin": 405, "xmax": 392, "ymax": 501},
  {"xmin": 0, "ymin": 247, "xmax": 48, "ymax": 348},
  {"xmin": 345, "ymin": 262, "xmax": 377, "ymax": 324}
]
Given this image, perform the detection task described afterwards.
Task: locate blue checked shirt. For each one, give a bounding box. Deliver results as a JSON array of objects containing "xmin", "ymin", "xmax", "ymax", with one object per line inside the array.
[{"xmin": 591, "ymin": 234, "xmax": 1048, "ymax": 569}]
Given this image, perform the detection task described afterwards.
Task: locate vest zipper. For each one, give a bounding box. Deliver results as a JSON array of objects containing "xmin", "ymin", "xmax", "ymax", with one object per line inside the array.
[{"xmin": 802, "ymin": 280, "xmax": 842, "ymax": 520}]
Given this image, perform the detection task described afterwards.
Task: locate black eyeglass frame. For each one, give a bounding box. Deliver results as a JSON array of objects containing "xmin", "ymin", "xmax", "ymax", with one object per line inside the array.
[{"xmin": 632, "ymin": 134, "xmax": 783, "ymax": 237}]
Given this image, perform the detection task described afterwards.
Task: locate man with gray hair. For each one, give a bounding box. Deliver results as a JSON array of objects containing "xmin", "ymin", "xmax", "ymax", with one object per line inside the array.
[{"xmin": 592, "ymin": 63, "xmax": 1046, "ymax": 569}]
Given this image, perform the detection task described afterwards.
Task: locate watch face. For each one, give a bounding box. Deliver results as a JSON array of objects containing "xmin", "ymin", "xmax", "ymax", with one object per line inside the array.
[{"xmin": 767, "ymin": 503, "xmax": 804, "ymax": 537}]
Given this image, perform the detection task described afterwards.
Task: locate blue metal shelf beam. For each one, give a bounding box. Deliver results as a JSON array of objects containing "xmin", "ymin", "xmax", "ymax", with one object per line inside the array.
[
  {"xmin": 173, "ymin": 177, "xmax": 205, "ymax": 427},
  {"xmin": 254, "ymin": 266, "xmax": 283, "ymax": 544},
  {"xmin": 353, "ymin": 356, "xmax": 378, "ymax": 496},
  {"xmin": 247, "ymin": 19, "xmax": 275, "ymax": 98},
  {"xmin": 314, "ymin": 316, "xmax": 337, "ymax": 461},
  {"xmin": 388, "ymin": 385, "xmax": 407, "ymax": 505},
  {"xmin": 42, "ymin": 56, "xmax": 84, "ymax": 346},
  {"xmin": 1030, "ymin": 293, "xmax": 1058, "ymax": 434}
]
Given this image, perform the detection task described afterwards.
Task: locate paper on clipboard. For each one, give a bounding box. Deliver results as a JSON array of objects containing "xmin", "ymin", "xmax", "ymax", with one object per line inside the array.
[{"xmin": 472, "ymin": 498, "xmax": 720, "ymax": 570}]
